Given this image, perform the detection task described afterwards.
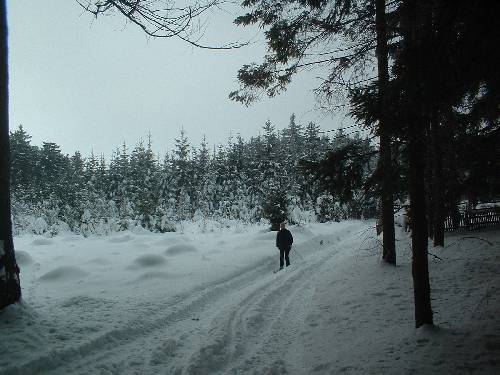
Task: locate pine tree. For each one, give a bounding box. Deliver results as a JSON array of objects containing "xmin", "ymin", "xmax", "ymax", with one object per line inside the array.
[
  {"xmin": 38, "ymin": 142, "xmax": 66, "ymax": 201},
  {"xmin": 245, "ymin": 135, "xmax": 265, "ymax": 210},
  {"xmin": 191, "ymin": 135, "xmax": 211, "ymax": 219},
  {"xmin": 303, "ymin": 122, "xmax": 323, "ymax": 162},
  {"xmin": 129, "ymin": 137, "xmax": 160, "ymax": 229},
  {"xmin": 301, "ymin": 122, "xmax": 323, "ymax": 209},
  {"xmin": 80, "ymin": 150, "xmax": 100, "ymax": 236},
  {"xmin": 259, "ymin": 120, "xmax": 290, "ymax": 228},
  {"xmin": 9, "ymin": 125, "xmax": 37, "ymax": 198},
  {"xmin": 109, "ymin": 143, "xmax": 133, "ymax": 230},
  {"xmin": 262, "ymin": 182, "xmax": 289, "ymax": 231},
  {"xmin": 63, "ymin": 151, "xmax": 86, "ymax": 230},
  {"xmin": 172, "ymin": 129, "xmax": 193, "ymax": 220},
  {"xmin": 155, "ymin": 153, "xmax": 177, "ymax": 232},
  {"xmin": 281, "ymin": 114, "xmax": 304, "ymax": 177},
  {"xmin": 300, "ymin": 135, "xmax": 377, "ymax": 219},
  {"xmin": 227, "ymin": 134, "xmax": 249, "ymax": 220}
]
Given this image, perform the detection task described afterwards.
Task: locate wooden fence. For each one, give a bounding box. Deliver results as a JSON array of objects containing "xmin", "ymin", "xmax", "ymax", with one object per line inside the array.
[{"xmin": 444, "ymin": 207, "xmax": 500, "ymax": 231}]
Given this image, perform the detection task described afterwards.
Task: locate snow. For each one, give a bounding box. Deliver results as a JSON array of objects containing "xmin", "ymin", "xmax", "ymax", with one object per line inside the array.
[
  {"xmin": 1, "ymin": 221, "xmax": 499, "ymax": 375},
  {"xmin": 39, "ymin": 266, "xmax": 90, "ymax": 282}
]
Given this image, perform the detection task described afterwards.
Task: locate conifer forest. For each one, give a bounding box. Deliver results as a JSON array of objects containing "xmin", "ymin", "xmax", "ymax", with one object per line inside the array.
[{"xmin": 9, "ymin": 120, "xmax": 378, "ymax": 236}]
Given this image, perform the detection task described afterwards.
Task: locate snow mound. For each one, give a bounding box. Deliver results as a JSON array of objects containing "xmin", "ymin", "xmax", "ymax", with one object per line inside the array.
[
  {"xmin": 39, "ymin": 266, "xmax": 89, "ymax": 281},
  {"xmin": 107, "ymin": 234, "xmax": 133, "ymax": 243},
  {"xmin": 164, "ymin": 244, "xmax": 198, "ymax": 256},
  {"xmin": 31, "ymin": 238, "xmax": 53, "ymax": 246},
  {"xmin": 15, "ymin": 250, "xmax": 34, "ymax": 266},
  {"xmin": 131, "ymin": 254, "xmax": 167, "ymax": 268}
]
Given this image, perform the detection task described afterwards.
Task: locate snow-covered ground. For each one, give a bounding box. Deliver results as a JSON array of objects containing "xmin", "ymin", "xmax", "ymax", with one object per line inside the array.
[{"xmin": 1, "ymin": 221, "xmax": 499, "ymax": 375}]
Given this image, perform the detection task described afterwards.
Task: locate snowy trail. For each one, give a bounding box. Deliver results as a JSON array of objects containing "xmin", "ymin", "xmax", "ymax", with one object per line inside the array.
[
  {"xmin": 182, "ymin": 223, "xmax": 365, "ymax": 375},
  {"xmin": 3, "ymin": 222, "xmax": 365, "ymax": 375},
  {"xmin": 5, "ymin": 256, "xmax": 275, "ymax": 375},
  {"xmin": 3, "ymin": 222, "xmax": 500, "ymax": 375},
  {"xmin": 149, "ymin": 222, "xmax": 363, "ymax": 375}
]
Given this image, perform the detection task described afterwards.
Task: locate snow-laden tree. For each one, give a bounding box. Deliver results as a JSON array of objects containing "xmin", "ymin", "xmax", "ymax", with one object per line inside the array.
[
  {"xmin": 171, "ymin": 129, "xmax": 193, "ymax": 220},
  {"xmin": 129, "ymin": 138, "xmax": 160, "ymax": 229},
  {"xmin": 108, "ymin": 143, "xmax": 134, "ymax": 230},
  {"xmin": 192, "ymin": 135, "xmax": 211, "ymax": 215},
  {"xmin": 8, "ymin": 118, "xmax": 382, "ymax": 235},
  {"xmin": 9, "ymin": 125, "xmax": 37, "ymax": 199}
]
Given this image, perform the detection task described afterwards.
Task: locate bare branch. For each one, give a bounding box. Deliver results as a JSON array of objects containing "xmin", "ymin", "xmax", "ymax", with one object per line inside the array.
[{"xmin": 76, "ymin": 0, "xmax": 248, "ymax": 49}]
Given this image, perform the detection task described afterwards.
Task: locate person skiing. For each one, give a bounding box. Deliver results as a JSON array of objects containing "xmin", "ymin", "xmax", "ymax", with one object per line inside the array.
[{"xmin": 276, "ymin": 222, "xmax": 293, "ymax": 270}]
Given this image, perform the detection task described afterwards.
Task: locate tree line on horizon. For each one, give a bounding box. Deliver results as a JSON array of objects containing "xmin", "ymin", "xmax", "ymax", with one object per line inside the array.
[{"xmin": 9, "ymin": 116, "xmax": 378, "ymax": 236}]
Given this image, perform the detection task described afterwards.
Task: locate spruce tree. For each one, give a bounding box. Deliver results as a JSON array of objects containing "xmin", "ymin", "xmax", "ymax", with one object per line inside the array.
[
  {"xmin": 129, "ymin": 138, "xmax": 160, "ymax": 229},
  {"xmin": 172, "ymin": 129, "xmax": 193, "ymax": 220},
  {"xmin": 65, "ymin": 151, "xmax": 86, "ymax": 230},
  {"xmin": 191, "ymin": 136, "xmax": 214, "ymax": 224},
  {"xmin": 259, "ymin": 120, "xmax": 290, "ymax": 229},
  {"xmin": 38, "ymin": 142, "xmax": 66, "ymax": 201},
  {"xmin": 9, "ymin": 125, "xmax": 37, "ymax": 198},
  {"xmin": 156, "ymin": 153, "xmax": 177, "ymax": 232},
  {"xmin": 109, "ymin": 143, "xmax": 133, "ymax": 230}
]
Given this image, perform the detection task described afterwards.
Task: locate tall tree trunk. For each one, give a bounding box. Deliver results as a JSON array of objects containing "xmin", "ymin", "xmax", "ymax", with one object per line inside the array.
[
  {"xmin": 375, "ymin": 0, "xmax": 396, "ymax": 265},
  {"xmin": 408, "ymin": 122, "xmax": 433, "ymax": 328},
  {"xmin": 431, "ymin": 120, "xmax": 444, "ymax": 247},
  {"xmin": 0, "ymin": 0, "xmax": 21, "ymax": 309},
  {"xmin": 447, "ymin": 118, "xmax": 461, "ymax": 230},
  {"xmin": 401, "ymin": 0, "xmax": 433, "ymax": 328},
  {"xmin": 425, "ymin": 123, "xmax": 434, "ymax": 240}
]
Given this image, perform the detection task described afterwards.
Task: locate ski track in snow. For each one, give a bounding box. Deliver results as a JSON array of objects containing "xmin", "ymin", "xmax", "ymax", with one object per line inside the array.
[
  {"xmin": 3, "ymin": 222, "xmax": 499, "ymax": 375},
  {"xmin": 3, "ymin": 223, "xmax": 363, "ymax": 375}
]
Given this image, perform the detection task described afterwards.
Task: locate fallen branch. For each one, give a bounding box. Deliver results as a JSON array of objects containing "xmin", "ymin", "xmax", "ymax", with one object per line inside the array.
[{"xmin": 427, "ymin": 251, "xmax": 444, "ymax": 261}]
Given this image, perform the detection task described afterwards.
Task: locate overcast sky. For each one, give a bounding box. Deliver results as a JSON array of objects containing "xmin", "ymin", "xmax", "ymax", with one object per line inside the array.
[{"xmin": 7, "ymin": 0, "xmax": 354, "ymax": 158}]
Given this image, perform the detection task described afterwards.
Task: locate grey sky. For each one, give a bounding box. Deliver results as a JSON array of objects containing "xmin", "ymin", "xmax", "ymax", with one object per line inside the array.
[{"xmin": 8, "ymin": 0, "xmax": 354, "ymax": 158}]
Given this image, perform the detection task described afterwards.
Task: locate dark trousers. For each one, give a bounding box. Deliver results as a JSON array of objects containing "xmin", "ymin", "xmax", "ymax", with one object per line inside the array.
[{"xmin": 279, "ymin": 247, "xmax": 291, "ymax": 268}]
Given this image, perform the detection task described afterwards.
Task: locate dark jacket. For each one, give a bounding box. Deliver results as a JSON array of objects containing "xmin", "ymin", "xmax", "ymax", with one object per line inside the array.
[{"xmin": 276, "ymin": 228, "xmax": 293, "ymax": 250}]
